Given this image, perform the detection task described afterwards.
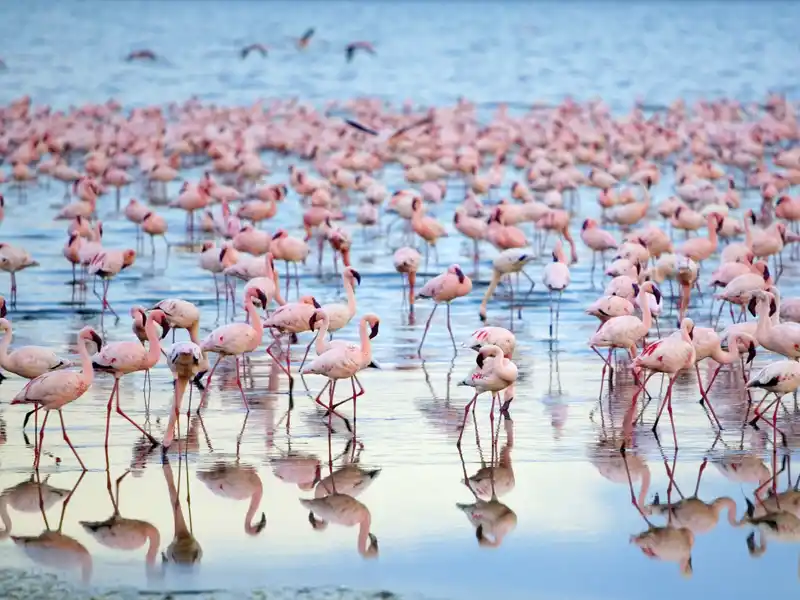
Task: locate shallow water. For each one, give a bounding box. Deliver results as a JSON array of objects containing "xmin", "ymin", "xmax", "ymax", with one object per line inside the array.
[{"xmin": 2, "ymin": 0, "xmax": 800, "ymax": 598}]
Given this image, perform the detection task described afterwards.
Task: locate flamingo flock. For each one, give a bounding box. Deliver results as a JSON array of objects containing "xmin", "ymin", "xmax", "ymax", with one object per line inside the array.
[{"xmin": 4, "ymin": 90, "xmax": 800, "ymax": 579}]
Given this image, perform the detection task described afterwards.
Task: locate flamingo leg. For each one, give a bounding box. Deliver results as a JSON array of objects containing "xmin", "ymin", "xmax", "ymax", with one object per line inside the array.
[
  {"xmin": 621, "ymin": 445, "xmax": 651, "ymax": 524},
  {"xmin": 201, "ymin": 354, "xmax": 224, "ymax": 408},
  {"xmin": 33, "ymin": 411, "xmax": 50, "ymax": 471},
  {"xmin": 417, "ymin": 304, "xmax": 438, "ymax": 355},
  {"xmin": 115, "ymin": 381, "xmax": 158, "ymax": 444},
  {"xmin": 59, "ymin": 410, "xmax": 86, "ymax": 471},
  {"xmin": 234, "ymin": 355, "xmax": 250, "ymax": 411},
  {"xmin": 104, "ymin": 379, "xmax": 118, "ymax": 449},
  {"xmin": 446, "ymin": 303, "xmax": 456, "ymax": 353},
  {"xmin": 456, "ymin": 392, "xmax": 479, "ymax": 448}
]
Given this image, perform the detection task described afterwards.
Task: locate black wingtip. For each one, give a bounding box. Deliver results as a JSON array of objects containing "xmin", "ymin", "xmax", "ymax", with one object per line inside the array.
[{"xmin": 345, "ymin": 119, "xmax": 379, "ymax": 136}]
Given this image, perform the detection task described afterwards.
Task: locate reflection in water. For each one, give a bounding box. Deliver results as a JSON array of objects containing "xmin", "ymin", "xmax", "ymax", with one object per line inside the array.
[
  {"xmin": 196, "ymin": 459, "xmax": 267, "ymax": 535},
  {"xmin": 0, "ymin": 473, "xmax": 71, "ymax": 540},
  {"xmin": 299, "ymin": 430, "xmax": 380, "ymax": 559},
  {"xmin": 161, "ymin": 456, "xmax": 202, "ymax": 567},
  {"xmin": 457, "ymin": 416, "xmax": 517, "ymax": 548},
  {"xmin": 79, "ymin": 469, "xmax": 162, "ymax": 579},
  {"xmin": 10, "ymin": 471, "xmax": 92, "ymax": 583}
]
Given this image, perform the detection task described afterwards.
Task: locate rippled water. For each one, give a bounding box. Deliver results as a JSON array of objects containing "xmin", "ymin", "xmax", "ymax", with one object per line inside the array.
[{"xmin": 2, "ymin": 0, "xmax": 800, "ymax": 598}]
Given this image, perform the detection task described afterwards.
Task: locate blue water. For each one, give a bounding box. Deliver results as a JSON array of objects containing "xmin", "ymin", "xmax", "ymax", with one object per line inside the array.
[{"xmin": 1, "ymin": 1, "xmax": 800, "ymax": 599}]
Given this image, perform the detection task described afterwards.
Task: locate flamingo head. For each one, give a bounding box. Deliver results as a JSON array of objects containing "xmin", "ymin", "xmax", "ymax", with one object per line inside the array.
[
  {"xmin": 674, "ymin": 206, "xmax": 682, "ymax": 219},
  {"xmin": 344, "ymin": 267, "xmax": 361, "ymax": 286},
  {"xmin": 78, "ymin": 326, "xmax": 103, "ymax": 350},
  {"xmin": 201, "ymin": 241, "xmax": 215, "ymax": 252},
  {"xmin": 299, "ymin": 296, "xmax": 322, "ymax": 309},
  {"xmin": 365, "ymin": 314, "xmax": 380, "ymax": 339},
  {"xmin": 121, "ymin": 249, "xmax": 136, "ymax": 268},
  {"xmin": 130, "ymin": 305, "xmax": 147, "ymax": 326},
  {"xmin": 271, "ymin": 229, "xmax": 287, "ymax": 241},
  {"xmin": 307, "ymin": 511, "xmax": 329, "ymax": 531},
  {"xmin": 777, "ymin": 222, "xmax": 788, "ymax": 244},
  {"xmin": 777, "ymin": 195, "xmax": 790, "ymax": 206},
  {"xmin": 246, "ymin": 286, "xmax": 268, "ymax": 308},
  {"xmin": 449, "ymin": 264, "xmax": 466, "ymax": 284},
  {"xmin": 581, "ymin": 218, "xmax": 595, "ymax": 231},
  {"xmin": 148, "ymin": 309, "xmax": 171, "ymax": 339},
  {"xmin": 0, "ymin": 194, "xmax": 4, "ymax": 207},
  {"xmin": 745, "ymin": 339, "xmax": 757, "ymax": 364},
  {"xmin": 308, "ymin": 308, "xmax": 325, "ymax": 331}
]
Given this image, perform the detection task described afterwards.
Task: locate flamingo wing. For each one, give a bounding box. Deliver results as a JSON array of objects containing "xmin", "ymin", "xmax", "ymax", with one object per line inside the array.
[{"xmin": 13, "ymin": 371, "xmax": 86, "ymax": 405}]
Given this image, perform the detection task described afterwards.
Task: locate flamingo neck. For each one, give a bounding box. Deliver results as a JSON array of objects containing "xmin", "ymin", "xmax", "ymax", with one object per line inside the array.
[
  {"xmin": 0, "ymin": 496, "xmax": 11, "ymax": 540},
  {"xmin": 637, "ymin": 464, "xmax": 651, "ymax": 509},
  {"xmin": 744, "ymin": 216, "xmax": 752, "ymax": 247},
  {"xmin": 713, "ymin": 497, "xmax": 738, "ymax": 526},
  {"xmin": 756, "ymin": 299, "xmax": 773, "ymax": 340},
  {"xmin": 639, "ymin": 287, "xmax": 653, "ymax": 331},
  {"xmin": 407, "ymin": 271, "xmax": 417, "ymax": 307},
  {"xmin": 0, "ymin": 324, "xmax": 12, "ymax": 369},
  {"xmin": 143, "ymin": 316, "xmax": 163, "ymax": 369},
  {"xmin": 272, "ymin": 266, "xmax": 286, "ymax": 306},
  {"xmin": 356, "ymin": 514, "xmax": 372, "ymax": 556},
  {"xmin": 714, "ymin": 333, "xmax": 739, "ymax": 364},
  {"xmin": 163, "ymin": 376, "xmax": 189, "ymax": 448},
  {"xmin": 315, "ymin": 314, "xmax": 330, "ymax": 355},
  {"xmin": 344, "ymin": 279, "xmax": 357, "ymax": 317},
  {"xmin": 480, "ymin": 269, "xmax": 503, "ymax": 317},
  {"xmin": 144, "ymin": 524, "xmax": 162, "ymax": 566},
  {"xmin": 78, "ymin": 336, "xmax": 95, "ymax": 387},
  {"xmin": 359, "ymin": 317, "xmax": 372, "ymax": 365},
  {"xmin": 244, "ymin": 482, "xmax": 264, "ymax": 535},
  {"xmin": 245, "ymin": 297, "xmax": 263, "ymax": 342},
  {"xmin": 708, "ymin": 220, "xmax": 718, "ymax": 247},
  {"xmin": 188, "ymin": 321, "xmax": 201, "ymax": 344}
]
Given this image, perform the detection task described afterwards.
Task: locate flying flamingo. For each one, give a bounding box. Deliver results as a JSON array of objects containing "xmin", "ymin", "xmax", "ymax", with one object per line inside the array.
[
  {"xmin": 630, "ymin": 318, "xmax": 699, "ymax": 446},
  {"xmin": 456, "ymin": 344, "xmax": 518, "ymax": 446},
  {"xmin": 199, "ymin": 287, "xmax": 268, "ymax": 411},
  {"xmin": 302, "ymin": 313, "xmax": 380, "ymax": 434},
  {"xmin": 417, "ymin": 264, "xmax": 473, "ymax": 355},
  {"xmin": 92, "ymin": 310, "xmax": 170, "ymax": 447},
  {"xmin": 240, "ymin": 43, "xmax": 268, "ymax": 59},
  {"xmin": 345, "ymin": 41, "xmax": 376, "ymax": 62},
  {"xmin": 542, "ymin": 240, "xmax": 571, "ymax": 340},
  {"xmin": 11, "ymin": 326, "xmax": 103, "ymax": 470}
]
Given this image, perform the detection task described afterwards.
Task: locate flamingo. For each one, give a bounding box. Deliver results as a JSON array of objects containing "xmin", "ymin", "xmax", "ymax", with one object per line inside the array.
[
  {"xmin": 10, "ymin": 326, "xmax": 103, "ymax": 470},
  {"xmin": 200, "ymin": 287, "xmax": 268, "ymax": 411},
  {"xmin": 0, "ymin": 316, "xmax": 72, "ymax": 379},
  {"xmin": 478, "ymin": 249, "xmax": 535, "ymax": 323},
  {"xmin": 163, "ymin": 341, "xmax": 204, "ymax": 449},
  {"xmin": 0, "ymin": 242, "xmax": 39, "ymax": 305},
  {"xmin": 692, "ymin": 328, "xmax": 756, "ymax": 402},
  {"xmin": 746, "ymin": 360, "xmax": 800, "ymax": 443},
  {"xmin": 88, "ymin": 248, "xmax": 136, "ymax": 321},
  {"xmin": 463, "ymin": 326, "xmax": 516, "ymax": 358},
  {"xmin": 631, "ymin": 318, "xmax": 702, "ymax": 445},
  {"xmin": 581, "ymin": 218, "xmax": 618, "ymax": 276},
  {"xmin": 456, "ymin": 344, "xmax": 518, "ymax": 446},
  {"xmin": 417, "ymin": 264, "xmax": 473, "ymax": 355},
  {"xmin": 196, "ymin": 461, "xmax": 267, "ymax": 535},
  {"xmin": 92, "ymin": 309, "xmax": 170, "ymax": 447},
  {"xmin": 302, "ymin": 313, "xmax": 380, "ymax": 434},
  {"xmin": 629, "ymin": 525, "xmax": 694, "ymax": 577},
  {"xmin": 542, "ymin": 240, "xmax": 571, "ymax": 340},
  {"xmin": 299, "ymin": 494, "xmax": 379, "ymax": 558},
  {"xmin": 752, "ymin": 291, "xmax": 800, "ymax": 359},
  {"xmin": 393, "ymin": 246, "xmax": 421, "ymax": 312}
]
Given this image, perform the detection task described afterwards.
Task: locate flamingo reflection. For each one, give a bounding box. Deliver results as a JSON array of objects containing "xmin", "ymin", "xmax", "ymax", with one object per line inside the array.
[
  {"xmin": 196, "ymin": 459, "xmax": 266, "ymax": 535},
  {"xmin": 298, "ymin": 430, "xmax": 379, "ymax": 558},
  {"xmin": 0, "ymin": 472, "xmax": 71, "ymax": 539},
  {"xmin": 463, "ymin": 416, "xmax": 515, "ymax": 500},
  {"xmin": 80, "ymin": 469, "xmax": 162, "ymax": 579},
  {"xmin": 11, "ymin": 471, "xmax": 92, "ymax": 583},
  {"xmin": 161, "ymin": 456, "xmax": 202, "ymax": 566}
]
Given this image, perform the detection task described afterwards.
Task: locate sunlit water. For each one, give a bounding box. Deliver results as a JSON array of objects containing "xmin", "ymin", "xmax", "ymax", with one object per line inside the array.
[{"xmin": 2, "ymin": 0, "xmax": 800, "ymax": 598}]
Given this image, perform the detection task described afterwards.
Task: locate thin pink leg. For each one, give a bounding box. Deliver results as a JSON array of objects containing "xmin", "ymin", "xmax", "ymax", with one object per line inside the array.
[
  {"xmin": 115, "ymin": 380, "xmax": 157, "ymax": 444},
  {"xmin": 666, "ymin": 383, "xmax": 679, "ymax": 449},
  {"xmin": 652, "ymin": 375, "xmax": 678, "ymax": 433},
  {"xmin": 59, "ymin": 411, "xmax": 86, "ymax": 471},
  {"xmin": 34, "ymin": 411, "xmax": 50, "ymax": 471},
  {"xmin": 456, "ymin": 393, "xmax": 479, "ymax": 447},
  {"xmin": 104, "ymin": 380, "xmax": 117, "ymax": 449},
  {"xmin": 234, "ymin": 355, "xmax": 250, "ymax": 411},
  {"xmin": 417, "ymin": 304, "xmax": 438, "ymax": 355}
]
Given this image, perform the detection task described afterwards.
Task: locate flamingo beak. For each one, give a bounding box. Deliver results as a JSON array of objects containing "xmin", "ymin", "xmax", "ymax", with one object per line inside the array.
[
  {"xmin": 369, "ymin": 533, "xmax": 379, "ymax": 551},
  {"xmin": 367, "ymin": 360, "xmax": 380, "ymax": 368},
  {"xmin": 454, "ymin": 266, "xmax": 465, "ymax": 284},
  {"xmin": 351, "ymin": 269, "xmax": 362, "ymax": 285},
  {"xmin": 91, "ymin": 331, "xmax": 103, "ymax": 348},
  {"xmin": 748, "ymin": 297, "xmax": 758, "ymax": 317},
  {"xmin": 476, "ymin": 353, "xmax": 485, "ymax": 368},
  {"xmin": 632, "ymin": 283, "xmax": 640, "ymax": 296},
  {"xmin": 256, "ymin": 289, "xmax": 268, "ymax": 307},
  {"xmin": 0, "ymin": 303, "xmax": 5, "ymax": 318},
  {"xmin": 312, "ymin": 298, "xmax": 321, "ymax": 309},
  {"xmin": 159, "ymin": 318, "xmax": 171, "ymax": 340},
  {"xmin": 763, "ymin": 265, "xmax": 771, "ymax": 281},
  {"xmin": 219, "ymin": 247, "xmax": 228, "ymax": 261},
  {"xmin": 770, "ymin": 299, "xmax": 777, "ymax": 316},
  {"xmin": 369, "ymin": 321, "xmax": 380, "ymax": 339},
  {"xmin": 581, "ymin": 219, "xmax": 589, "ymax": 231},
  {"xmin": 747, "ymin": 342, "xmax": 757, "ymax": 364},
  {"xmin": 716, "ymin": 217, "xmax": 724, "ymax": 233},
  {"xmin": 271, "ymin": 231, "xmax": 282, "ymax": 240},
  {"xmin": 651, "ymin": 285, "xmax": 662, "ymax": 305},
  {"xmin": 308, "ymin": 313, "xmax": 319, "ymax": 330}
]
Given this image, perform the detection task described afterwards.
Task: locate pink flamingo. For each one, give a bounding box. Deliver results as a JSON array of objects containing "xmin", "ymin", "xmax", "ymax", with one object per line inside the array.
[
  {"xmin": 630, "ymin": 318, "xmax": 698, "ymax": 447},
  {"xmin": 11, "ymin": 326, "xmax": 103, "ymax": 470},
  {"xmin": 393, "ymin": 246, "xmax": 421, "ymax": 313},
  {"xmin": 692, "ymin": 328, "xmax": 756, "ymax": 403},
  {"xmin": 88, "ymin": 249, "xmax": 136, "ymax": 320},
  {"xmin": 456, "ymin": 344, "xmax": 518, "ymax": 446},
  {"xmin": 263, "ymin": 295, "xmax": 321, "ymax": 401},
  {"xmin": 345, "ymin": 41, "xmax": 376, "ymax": 62},
  {"xmin": 302, "ymin": 313, "xmax": 380, "ymax": 434},
  {"xmin": 581, "ymin": 218, "xmax": 618, "ymax": 276},
  {"xmin": 92, "ymin": 310, "xmax": 170, "ymax": 447},
  {"xmin": 417, "ymin": 264, "xmax": 473, "ymax": 355},
  {"xmin": 411, "ymin": 197, "xmax": 447, "ymax": 268},
  {"xmin": 542, "ymin": 240, "xmax": 571, "ymax": 339},
  {"xmin": 199, "ymin": 287, "xmax": 268, "ymax": 411},
  {"xmin": 271, "ymin": 229, "xmax": 310, "ymax": 299}
]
